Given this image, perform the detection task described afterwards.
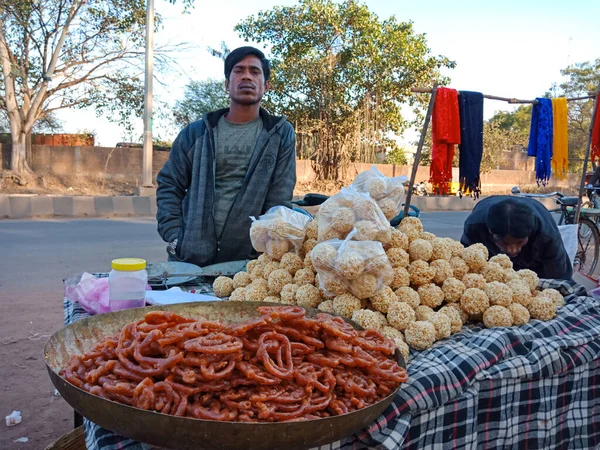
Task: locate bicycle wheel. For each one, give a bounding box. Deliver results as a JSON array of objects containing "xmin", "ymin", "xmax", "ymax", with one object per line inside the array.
[{"xmin": 573, "ymin": 217, "xmax": 600, "ymax": 277}]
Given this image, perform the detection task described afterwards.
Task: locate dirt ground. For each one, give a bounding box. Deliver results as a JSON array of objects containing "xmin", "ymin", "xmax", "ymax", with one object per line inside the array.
[
  {"xmin": 2, "ymin": 295, "xmax": 74, "ymax": 449},
  {"xmin": 0, "ymin": 171, "xmax": 343, "ymax": 199},
  {"xmin": 0, "ymin": 170, "xmax": 581, "ymax": 198},
  {"xmin": 0, "ymin": 172, "xmax": 139, "ymax": 196}
]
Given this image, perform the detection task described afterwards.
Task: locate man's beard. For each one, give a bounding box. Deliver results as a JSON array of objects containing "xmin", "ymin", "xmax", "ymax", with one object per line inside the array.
[{"xmin": 231, "ymin": 94, "xmax": 262, "ymax": 106}]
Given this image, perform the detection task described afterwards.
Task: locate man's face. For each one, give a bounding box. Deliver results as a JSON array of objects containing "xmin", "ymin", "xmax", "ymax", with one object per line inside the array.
[
  {"xmin": 492, "ymin": 234, "xmax": 529, "ymax": 258},
  {"xmin": 225, "ymin": 55, "xmax": 270, "ymax": 106}
]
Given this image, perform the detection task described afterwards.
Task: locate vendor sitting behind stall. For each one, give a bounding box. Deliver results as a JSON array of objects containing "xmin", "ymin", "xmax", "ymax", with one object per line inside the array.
[
  {"xmin": 461, "ymin": 196, "xmax": 572, "ymax": 280},
  {"xmin": 587, "ymin": 165, "xmax": 600, "ymax": 208},
  {"xmin": 156, "ymin": 46, "xmax": 296, "ymax": 266}
]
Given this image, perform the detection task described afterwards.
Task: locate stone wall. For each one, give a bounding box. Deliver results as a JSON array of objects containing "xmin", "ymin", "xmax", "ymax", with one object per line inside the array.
[
  {"xmin": 0, "ymin": 145, "xmax": 169, "ymax": 179},
  {"xmin": 0, "ymin": 144, "xmax": 579, "ymax": 192},
  {"xmin": 295, "ymin": 160, "xmax": 578, "ymax": 191}
]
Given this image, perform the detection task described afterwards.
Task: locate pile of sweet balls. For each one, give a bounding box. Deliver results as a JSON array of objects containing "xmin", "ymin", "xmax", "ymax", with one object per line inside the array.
[{"xmin": 213, "ymin": 216, "xmax": 564, "ymax": 362}]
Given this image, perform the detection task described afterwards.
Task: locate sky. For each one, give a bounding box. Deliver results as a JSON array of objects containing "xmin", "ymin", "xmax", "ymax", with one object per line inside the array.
[{"xmin": 54, "ymin": 0, "xmax": 600, "ymax": 147}]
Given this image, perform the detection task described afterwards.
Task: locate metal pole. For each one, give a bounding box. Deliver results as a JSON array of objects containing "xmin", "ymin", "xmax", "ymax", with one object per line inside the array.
[
  {"xmin": 402, "ymin": 83, "xmax": 439, "ymax": 220},
  {"xmin": 141, "ymin": 0, "xmax": 154, "ymax": 188},
  {"xmin": 574, "ymin": 81, "xmax": 600, "ymax": 224}
]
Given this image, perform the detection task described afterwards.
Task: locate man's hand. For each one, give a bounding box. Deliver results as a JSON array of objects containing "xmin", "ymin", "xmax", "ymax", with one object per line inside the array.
[{"xmin": 167, "ymin": 238, "xmax": 178, "ymax": 257}]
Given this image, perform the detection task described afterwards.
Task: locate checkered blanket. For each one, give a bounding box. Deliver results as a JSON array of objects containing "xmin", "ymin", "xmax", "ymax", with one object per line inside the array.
[{"xmin": 63, "ymin": 279, "xmax": 600, "ymax": 450}]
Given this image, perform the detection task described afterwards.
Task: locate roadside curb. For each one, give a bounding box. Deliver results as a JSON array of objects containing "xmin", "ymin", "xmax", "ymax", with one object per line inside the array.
[
  {"xmin": 0, "ymin": 194, "xmax": 558, "ymax": 220},
  {"xmin": 0, "ymin": 195, "xmax": 157, "ymax": 219}
]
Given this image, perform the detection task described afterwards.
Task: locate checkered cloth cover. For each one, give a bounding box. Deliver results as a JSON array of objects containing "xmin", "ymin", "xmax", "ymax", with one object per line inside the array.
[{"xmin": 63, "ymin": 278, "xmax": 600, "ymax": 450}]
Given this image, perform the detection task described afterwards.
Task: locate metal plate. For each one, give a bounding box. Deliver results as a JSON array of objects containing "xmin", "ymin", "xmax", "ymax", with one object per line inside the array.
[
  {"xmin": 200, "ymin": 260, "xmax": 249, "ymax": 278},
  {"xmin": 45, "ymin": 302, "xmax": 406, "ymax": 450},
  {"xmin": 146, "ymin": 262, "xmax": 203, "ymax": 286}
]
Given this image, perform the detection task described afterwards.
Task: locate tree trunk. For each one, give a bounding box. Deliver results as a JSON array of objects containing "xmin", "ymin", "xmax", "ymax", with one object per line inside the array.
[
  {"xmin": 26, "ymin": 129, "xmax": 33, "ymax": 168},
  {"xmin": 10, "ymin": 129, "xmax": 34, "ymax": 176}
]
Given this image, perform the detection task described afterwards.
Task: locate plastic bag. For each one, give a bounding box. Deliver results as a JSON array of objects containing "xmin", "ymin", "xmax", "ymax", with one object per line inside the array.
[
  {"xmin": 5, "ymin": 410, "xmax": 22, "ymax": 427},
  {"xmin": 351, "ymin": 166, "xmax": 408, "ymax": 220},
  {"xmin": 310, "ymin": 238, "xmax": 393, "ymax": 299},
  {"xmin": 558, "ymin": 224, "xmax": 577, "ymax": 265},
  {"xmin": 72, "ymin": 272, "xmax": 111, "ymax": 315},
  {"xmin": 66, "ymin": 272, "xmax": 152, "ymax": 315},
  {"xmin": 250, "ymin": 206, "xmax": 312, "ymax": 260},
  {"xmin": 317, "ymin": 187, "xmax": 391, "ymax": 244}
]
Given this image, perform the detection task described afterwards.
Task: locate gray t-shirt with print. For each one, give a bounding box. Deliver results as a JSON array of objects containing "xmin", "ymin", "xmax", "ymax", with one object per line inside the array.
[{"xmin": 213, "ymin": 115, "xmax": 263, "ymax": 237}]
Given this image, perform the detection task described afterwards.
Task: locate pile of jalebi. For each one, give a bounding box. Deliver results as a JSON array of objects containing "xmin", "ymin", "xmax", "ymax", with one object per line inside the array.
[{"xmin": 61, "ymin": 306, "xmax": 407, "ymax": 422}]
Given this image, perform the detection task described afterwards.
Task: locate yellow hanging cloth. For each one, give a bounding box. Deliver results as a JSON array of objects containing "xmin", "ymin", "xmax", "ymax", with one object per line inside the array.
[{"xmin": 551, "ymin": 98, "xmax": 569, "ymax": 180}]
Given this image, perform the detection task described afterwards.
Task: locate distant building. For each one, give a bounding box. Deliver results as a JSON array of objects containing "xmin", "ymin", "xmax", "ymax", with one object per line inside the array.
[{"xmin": 0, "ymin": 133, "xmax": 95, "ymax": 146}]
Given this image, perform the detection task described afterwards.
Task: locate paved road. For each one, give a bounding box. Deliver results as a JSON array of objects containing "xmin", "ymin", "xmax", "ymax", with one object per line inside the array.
[
  {"xmin": 0, "ymin": 212, "xmax": 469, "ymax": 448},
  {"xmin": 0, "ymin": 211, "xmax": 469, "ymax": 296},
  {"xmin": 419, "ymin": 211, "xmax": 469, "ymax": 241}
]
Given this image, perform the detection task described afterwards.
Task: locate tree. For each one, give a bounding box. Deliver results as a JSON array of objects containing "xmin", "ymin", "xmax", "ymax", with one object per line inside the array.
[
  {"xmin": 483, "ymin": 105, "xmax": 531, "ymax": 172},
  {"xmin": 173, "ymin": 79, "xmax": 230, "ymax": 127},
  {"xmin": 383, "ymin": 144, "xmax": 408, "ymax": 166},
  {"xmin": 416, "ymin": 119, "xmax": 508, "ymax": 174},
  {"xmin": 153, "ymin": 137, "xmax": 172, "ymax": 150},
  {"xmin": 411, "ymin": 130, "xmax": 432, "ymax": 166},
  {"xmin": 0, "ymin": 0, "xmax": 194, "ymax": 180},
  {"xmin": 551, "ymin": 59, "xmax": 600, "ymax": 172},
  {"xmin": 480, "ymin": 121, "xmax": 513, "ymax": 172},
  {"xmin": 0, "ymin": 109, "xmax": 61, "ymax": 133},
  {"xmin": 236, "ymin": 0, "xmax": 454, "ymax": 180},
  {"xmin": 488, "ymin": 104, "xmax": 531, "ymax": 144}
]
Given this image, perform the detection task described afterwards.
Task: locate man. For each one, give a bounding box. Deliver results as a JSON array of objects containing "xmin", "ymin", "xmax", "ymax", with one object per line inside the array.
[
  {"xmin": 156, "ymin": 46, "xmax": 296, "ymax": 266},
  {"xmin": 461, "ymin": 196, "xmax": 572, "ymax": 280},
  {"xmin": 587, "ymin": 166, "xmax": 600, "ymax": 208}
]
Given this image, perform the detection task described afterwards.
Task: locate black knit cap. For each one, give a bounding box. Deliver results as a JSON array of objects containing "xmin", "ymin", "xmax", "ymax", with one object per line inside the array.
[
  {"xmin": 486, "ymin": 198, "xmax": 536, "ymax": 238},
  {"xmin": 224, "ymin": 46, "xmax": 270, "ymax": 82}
]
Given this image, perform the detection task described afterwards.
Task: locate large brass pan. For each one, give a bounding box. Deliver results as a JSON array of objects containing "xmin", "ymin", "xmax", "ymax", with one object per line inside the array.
[{"xmin": 45, "ymin": 301, "xmax": 405, "ymax": 450}]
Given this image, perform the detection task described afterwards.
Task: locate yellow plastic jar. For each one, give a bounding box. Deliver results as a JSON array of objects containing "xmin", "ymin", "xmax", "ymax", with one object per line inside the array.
[{"xmin": 108, "ymin": 258, "xmax": 147, "ymax": 312}]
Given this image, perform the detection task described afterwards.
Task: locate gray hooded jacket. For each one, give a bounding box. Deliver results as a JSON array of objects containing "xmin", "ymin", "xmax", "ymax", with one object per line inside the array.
[{"xmin": 156, "ymin": 108, "xmax": 296, "ymax": 266}]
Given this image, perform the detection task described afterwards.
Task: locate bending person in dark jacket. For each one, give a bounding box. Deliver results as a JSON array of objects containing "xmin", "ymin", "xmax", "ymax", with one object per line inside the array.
[
  {"xmin": 156, "ymin": 46, "xmax": 296, "ymax": 266},
  {"xmin": 461, "ymin": 196, "xmax": 572, "ymax": 280}
]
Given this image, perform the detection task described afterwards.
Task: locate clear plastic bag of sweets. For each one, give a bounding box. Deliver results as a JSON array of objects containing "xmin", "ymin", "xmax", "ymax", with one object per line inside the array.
[
  {"xmin": 250, "ymin": 206, "xmax": 312, "ymax": 260},
  {"xmin": 310, "ymin": 238, "xmax": 394, "ymax": 299},
  {"xmin": 351, "ymin": 165, "xmax": 408, "ymax": 220},
  {"xmin": 317, "ymin": 187, "xmax": 391, "ymax": 244}
]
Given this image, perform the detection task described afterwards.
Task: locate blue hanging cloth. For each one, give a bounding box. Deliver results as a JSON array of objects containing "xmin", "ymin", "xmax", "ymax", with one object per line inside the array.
[{"xmin": 527, "ymin": 98, "xmax": 554, "ymax": 185}]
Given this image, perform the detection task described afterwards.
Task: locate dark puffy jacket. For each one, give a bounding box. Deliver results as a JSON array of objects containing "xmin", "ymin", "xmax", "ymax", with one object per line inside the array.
[
  {"xmin": 156, "ymin": 108, "xmax": 296, "ymax": 266},
  {"xmin": 461, "ymin": 196, "xmax": 572, "ymax": 280}
]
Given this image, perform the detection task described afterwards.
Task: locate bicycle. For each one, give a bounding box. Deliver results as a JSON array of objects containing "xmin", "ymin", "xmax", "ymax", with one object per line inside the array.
[{"xmin": 511, "ymin": 186, "xmax": 600, "ymax": 277}]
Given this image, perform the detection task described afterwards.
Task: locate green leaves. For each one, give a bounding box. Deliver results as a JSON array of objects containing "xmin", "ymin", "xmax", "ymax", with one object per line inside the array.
[
  {"xmin": 481, "ymin": 121, "xmax": 519, "ymax": 173},
  {"xmin": 383, "ymin": 145, "xmax": 408, "ymax": 166},
  {"xmin": 174, "ymin": 79, "xmax": 230, "ymax": 127},
  {"xmin": 236, "ymin": 0, "xmax": 453, "ymax": 180},
  {"xmin": 556, "ymin": 59, "xmax": 600, "ymax": 171},
  {"xmin": 0, "ymin": 0, "xmax": 197, "ymax": 174}
]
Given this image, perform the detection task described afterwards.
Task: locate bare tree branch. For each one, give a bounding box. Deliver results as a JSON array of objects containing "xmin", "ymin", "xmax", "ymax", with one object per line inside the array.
[
  {"xmin": 0, "ymin": 18, "xmax": 20, "ymax": 130},
  {"xmin": 26, "ymin": 0, "xmax": 86, "ymax": 132}
]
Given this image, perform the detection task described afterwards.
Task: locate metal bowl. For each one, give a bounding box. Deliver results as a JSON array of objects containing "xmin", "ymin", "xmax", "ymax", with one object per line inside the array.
[{"xmin": 45, "ymin": 301, "xmax": 405, "ymax": 450}]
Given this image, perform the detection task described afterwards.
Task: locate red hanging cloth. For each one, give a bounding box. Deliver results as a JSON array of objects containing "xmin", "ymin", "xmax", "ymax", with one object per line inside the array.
[
  {"xmin": 430, "ymin": 87, "xmax": 461, "ymax": 195},
  {"xmin": 592, "ymin": 105, "xmax": 600, "ymax": 164}
]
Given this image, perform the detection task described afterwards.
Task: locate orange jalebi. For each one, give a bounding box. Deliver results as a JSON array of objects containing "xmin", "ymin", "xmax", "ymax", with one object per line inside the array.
[{"xmin": 61, "ymin": 306, "xmax": 407, "ymax": 422}]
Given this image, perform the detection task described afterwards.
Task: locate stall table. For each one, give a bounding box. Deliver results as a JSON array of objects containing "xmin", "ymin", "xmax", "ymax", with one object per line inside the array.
[{"xmin": 61, "ymin": 277, "xmax": 600, "ymax": 450}]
